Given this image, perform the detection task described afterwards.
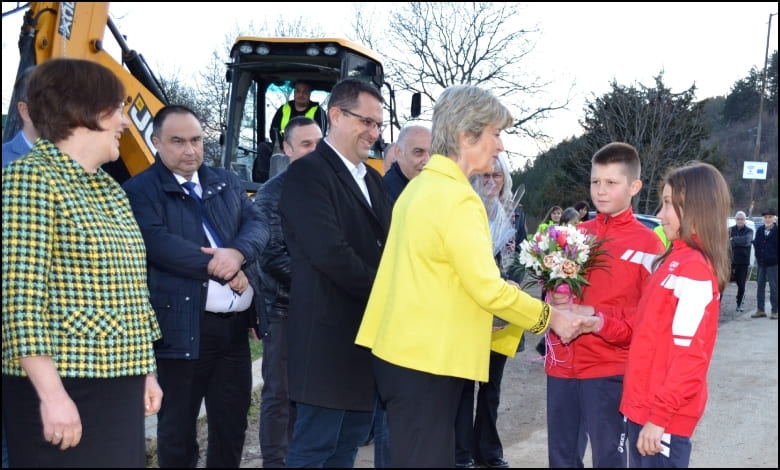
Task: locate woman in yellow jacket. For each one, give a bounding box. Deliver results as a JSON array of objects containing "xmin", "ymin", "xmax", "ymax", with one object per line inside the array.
[{"xmin": 355, "ymin": 85, "xmax": 592, "ymax": 468}]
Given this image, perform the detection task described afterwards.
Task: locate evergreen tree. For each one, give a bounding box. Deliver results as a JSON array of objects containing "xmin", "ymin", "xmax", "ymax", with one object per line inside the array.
[{"xmin": 722, "ymin": 69, "xmax": 762, "ymax": 125}]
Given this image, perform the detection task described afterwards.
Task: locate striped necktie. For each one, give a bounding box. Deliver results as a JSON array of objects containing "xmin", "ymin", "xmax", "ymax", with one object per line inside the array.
[{"xmin": 182, "ymin": 180, "xmax": 224, "ymax": 247}]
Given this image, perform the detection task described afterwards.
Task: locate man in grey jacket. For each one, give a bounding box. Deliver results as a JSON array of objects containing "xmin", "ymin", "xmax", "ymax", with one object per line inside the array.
[{"xmin": 730, "ymin": 211, "xmax": 753, "ymax": 312}]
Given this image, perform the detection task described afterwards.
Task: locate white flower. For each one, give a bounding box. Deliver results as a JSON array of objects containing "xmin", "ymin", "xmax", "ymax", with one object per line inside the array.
[{"xmin": 514, "ymin": 221, "xmax": 605, "ymax": 299}]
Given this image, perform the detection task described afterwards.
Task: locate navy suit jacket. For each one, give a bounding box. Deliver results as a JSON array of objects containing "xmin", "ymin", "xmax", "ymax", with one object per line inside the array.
[{"xmin": 123, "ymin": 157, "xmax": 268, "ymax": 359}]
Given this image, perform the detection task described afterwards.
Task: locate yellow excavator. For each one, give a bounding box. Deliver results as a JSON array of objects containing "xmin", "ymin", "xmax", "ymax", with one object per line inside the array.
[
  {"xmin": 3, "ymin": 2, "xmax": 415, "ymax": 189},
  {"xmin": 3, "ymin": 2, "xmax": 167, "ymax": 182}
]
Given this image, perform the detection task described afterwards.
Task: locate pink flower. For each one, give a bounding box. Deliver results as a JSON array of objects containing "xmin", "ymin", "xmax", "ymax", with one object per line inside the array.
[
  {"xmin": 514, "ymin": 222, "xmax": 608, "ymax": 300},
  {"xmin": 556, "ymin": 232, "xmax": 568, "ymax": 248},
  {"xmin": 561, "ymin": 260, "xmax": 578, "ymax": 278}
]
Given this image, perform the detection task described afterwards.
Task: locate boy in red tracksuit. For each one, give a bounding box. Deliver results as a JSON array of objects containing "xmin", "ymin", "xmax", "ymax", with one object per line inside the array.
[
  {"xmin": 620, "ymin": 162, "xmax": 730, "ymax": 467},
  {"xmin": 545, "ymin": 142, "xmax": 665, "ymax": 468}
]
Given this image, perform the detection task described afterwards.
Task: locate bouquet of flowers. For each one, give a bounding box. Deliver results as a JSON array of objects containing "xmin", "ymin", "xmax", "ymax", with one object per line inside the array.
[{"xmin": 513, "ymin": 222, "xmax": 607, "ymax": 301}]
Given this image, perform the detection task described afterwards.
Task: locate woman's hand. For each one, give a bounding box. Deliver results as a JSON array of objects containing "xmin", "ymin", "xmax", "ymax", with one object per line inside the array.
[
  {"xmin": 144, "ymin": 374, "xmax": 163, "ymax": 416},
  {"xmin": 19, "ymin": 356, "xmax": 83, "ymax": 450},
  {"xmin": 548, "ymin": 307, "xmax": 585, "ymax": 344},
  {"xmin": 40, "ymin": 394, "xmax": 82, "ymax": 450}
]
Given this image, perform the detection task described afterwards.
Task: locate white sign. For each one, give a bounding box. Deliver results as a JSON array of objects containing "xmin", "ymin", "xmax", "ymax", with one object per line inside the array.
[{"xmin": 743, "ymin": 161, "xmax": 768, "ymax": 180}]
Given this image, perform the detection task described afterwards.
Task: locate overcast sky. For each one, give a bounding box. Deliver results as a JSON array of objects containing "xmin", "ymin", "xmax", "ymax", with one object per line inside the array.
[{"xmin": 2, "ymin": 2, "xmax": 777, "ymax": 161}]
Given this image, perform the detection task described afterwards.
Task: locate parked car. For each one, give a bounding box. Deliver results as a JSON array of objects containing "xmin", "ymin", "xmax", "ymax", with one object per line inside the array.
[{"xmin": 634, "ymin": 213, "xmax": 661, "ymax": 230}]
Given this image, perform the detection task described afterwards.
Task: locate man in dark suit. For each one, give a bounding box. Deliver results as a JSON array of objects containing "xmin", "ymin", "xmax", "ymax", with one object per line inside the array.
[
  {"xmin": 123, "ymin": 105, "xmax": 267, "ymax": 468},
  {"xmin": 2, "ymin": 66, "xmax": 37, "ymax": 167},
  {"xmin": 279, "ymin": 78, "xmax": 392, "ymax": 467},
  {"xmin": 752, "ymin": 208, "xmax": 778, "ymax": 319},
  {"xmin": 383, "ymin": 124, "xmax": 431, "ymax": 204}
]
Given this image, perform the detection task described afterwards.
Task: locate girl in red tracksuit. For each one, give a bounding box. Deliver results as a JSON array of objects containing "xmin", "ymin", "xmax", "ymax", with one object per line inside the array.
[{"xmin": 620, "ymin": 162, "xmax": 731, "ymax": 468}]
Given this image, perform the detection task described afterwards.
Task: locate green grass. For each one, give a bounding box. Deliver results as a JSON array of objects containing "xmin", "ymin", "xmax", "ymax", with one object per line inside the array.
[{"xmin": 249, "ymin": 331, "xmax": 263, "ymax": 361}]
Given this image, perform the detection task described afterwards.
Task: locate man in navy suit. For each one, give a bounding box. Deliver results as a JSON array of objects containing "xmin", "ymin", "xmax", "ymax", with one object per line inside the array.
[
  {"xmin": 279, "ymin": 78, "xmax": 392, "ymax": 467},
  {"xmin": 123, "ymin": 105, "xmax": 267, "ymax": 468},
  {"xmin": 2, "ymin": 67, "xmax": 38, "ymax": 167}
]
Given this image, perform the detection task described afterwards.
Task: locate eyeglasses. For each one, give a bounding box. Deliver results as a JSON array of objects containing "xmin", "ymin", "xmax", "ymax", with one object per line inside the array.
[
  {"xmin": 481, "ymin": 172, "xmax": 504, "ymax": 181},
  {"xmin": 340, "ymin": 108, "xmax": 386, "ymax": 133}
]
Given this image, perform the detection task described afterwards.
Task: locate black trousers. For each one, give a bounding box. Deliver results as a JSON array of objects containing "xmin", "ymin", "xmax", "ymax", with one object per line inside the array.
[
  {"xmin": 156, "ymin": 310, "xmax": 252, "ymax": 468},
  {"xmin": 2, "ymin": 374, "xmax": 145, "ymax": 468},
  {"xmin": 455, "ymin": 352, "xmax": 508, "ymax": 464},
  {"xmin": 373, "ymin": 356, "xmax": 464, "ymax": 468},
  {"xmin": 733, "ymin": 263, "xmax": 749, "ymax": 306},
  {"xmin": 259, "ymin": 316, "xmax": 295, "ymax": 467}
]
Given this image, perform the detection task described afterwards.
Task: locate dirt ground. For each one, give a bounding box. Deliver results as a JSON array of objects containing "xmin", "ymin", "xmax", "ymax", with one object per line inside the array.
[{"xmin": 166, "ymin": 280, "xmax": 777, "ymax": 468}]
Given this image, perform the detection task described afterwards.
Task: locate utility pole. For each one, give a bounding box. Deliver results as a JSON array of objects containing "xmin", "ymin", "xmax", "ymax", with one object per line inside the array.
[{"xmin": 749, "ymin": 12, "xmax": 777, "ymax": 218}]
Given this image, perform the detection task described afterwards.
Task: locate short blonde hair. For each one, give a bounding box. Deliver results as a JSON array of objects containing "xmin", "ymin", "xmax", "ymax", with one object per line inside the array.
[{"xmin": 431, "ymin": 85, "xmax": 513, "ymax": 157}]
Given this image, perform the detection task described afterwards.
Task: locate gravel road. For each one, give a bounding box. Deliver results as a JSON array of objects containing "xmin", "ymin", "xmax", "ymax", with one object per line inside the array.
[{"xmin": 150, "ymin": 280, "xmax": 778, "ymax": 468}]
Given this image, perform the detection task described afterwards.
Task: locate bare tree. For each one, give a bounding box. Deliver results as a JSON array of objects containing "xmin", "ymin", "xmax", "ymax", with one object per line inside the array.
[
  {"xmin": 196, "ymin": 50, "xmax": 232, "ymax": 166},
  {"xmin": 355, "ymin": 2, "xmax": 572, "ymax": 159}
]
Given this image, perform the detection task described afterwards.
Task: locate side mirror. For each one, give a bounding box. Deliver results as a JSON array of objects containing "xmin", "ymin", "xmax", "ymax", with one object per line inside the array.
[{"xmin": 411, "ymin": 93, "xmax": 421, "ymax": 118}]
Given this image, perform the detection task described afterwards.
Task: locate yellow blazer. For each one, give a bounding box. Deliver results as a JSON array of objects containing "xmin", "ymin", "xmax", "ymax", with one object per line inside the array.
[{"xmin": 355, "ymin": 154, "xmax": 548, "ymax": 382}]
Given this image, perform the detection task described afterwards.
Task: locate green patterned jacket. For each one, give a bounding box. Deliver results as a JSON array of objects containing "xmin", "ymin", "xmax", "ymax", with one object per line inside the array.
[{"xmin": 2, "ymin": 139, "xmax": 160, "ymax": 378}]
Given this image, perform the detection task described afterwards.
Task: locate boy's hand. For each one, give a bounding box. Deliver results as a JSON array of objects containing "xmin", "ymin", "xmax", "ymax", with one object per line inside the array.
[{"xmin": 578, "ymin": 314, "xmax": 602, "ymax": 334}]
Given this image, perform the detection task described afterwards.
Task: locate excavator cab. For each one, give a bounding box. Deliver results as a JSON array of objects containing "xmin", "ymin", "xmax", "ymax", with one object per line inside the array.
[{"xmin": 220, "ymin": 37, "xmax": 394, "ymax": 194}]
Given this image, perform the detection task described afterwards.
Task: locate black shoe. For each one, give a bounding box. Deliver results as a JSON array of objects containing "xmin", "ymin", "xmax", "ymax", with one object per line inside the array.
[
  {"xmin": 535, "ymin": 338, "xmax": 546, "ymax": 356},
  {"xmin": 479, "ymin": 457, "xmax": 509, "ymax": 468},
  {"xmin": 455, "ymin": 459, "xmax": 475, "ymax": 468}
]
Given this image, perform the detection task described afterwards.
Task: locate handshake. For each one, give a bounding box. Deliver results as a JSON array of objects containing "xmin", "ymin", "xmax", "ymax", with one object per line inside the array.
[{"xmin": 546, "ymin": 291, "xmax": 601, "ymax": 344}]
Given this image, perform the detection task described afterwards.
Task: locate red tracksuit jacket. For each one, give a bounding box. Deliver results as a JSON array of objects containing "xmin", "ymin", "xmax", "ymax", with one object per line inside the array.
[
  {"xmin": 545, "ymin": 208, "xmax": 666, "ymax": 378},
  {"xmin": 619, "ymin": 238, "xmax": 720, "ymax": 437}
]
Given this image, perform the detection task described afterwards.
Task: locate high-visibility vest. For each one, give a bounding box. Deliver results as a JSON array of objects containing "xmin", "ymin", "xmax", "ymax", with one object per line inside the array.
[{"xmin": 280, "ymin": 103, "xmax": 319, "ymax": 136}]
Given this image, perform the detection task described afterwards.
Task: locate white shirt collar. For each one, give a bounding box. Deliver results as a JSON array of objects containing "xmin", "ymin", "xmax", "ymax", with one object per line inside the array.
[
  {"xmin": 324, "ymin": 138, "xmax": 371, "ymax": 206},
  {"xmin": 173, "ymin": 172, "xmax": 202, "ymax": 188},
  {"xmin": 325, "ymin": 138, "xmax": 367, "ymax": 178}
]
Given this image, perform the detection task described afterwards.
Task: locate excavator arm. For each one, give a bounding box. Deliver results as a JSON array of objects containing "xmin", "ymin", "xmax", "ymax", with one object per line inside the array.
[{"xmin": 4, "ymin": 2, "xmax": 168, "ymax": 181}]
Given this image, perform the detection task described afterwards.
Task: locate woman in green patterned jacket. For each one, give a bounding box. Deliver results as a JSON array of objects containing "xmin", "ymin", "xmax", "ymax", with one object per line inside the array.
[{"xmin": 1, "ymin": 58, "xmax": 162, "ymax": 468}]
